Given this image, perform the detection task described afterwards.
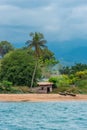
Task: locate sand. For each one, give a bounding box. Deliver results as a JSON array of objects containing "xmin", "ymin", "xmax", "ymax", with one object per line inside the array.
[{"xmin": 0, "ymin": 94, "xmax": 87, "ymax": 102}]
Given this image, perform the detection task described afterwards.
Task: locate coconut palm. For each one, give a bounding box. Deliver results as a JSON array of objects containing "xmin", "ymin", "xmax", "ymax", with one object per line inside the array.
[{"xmin": 26, "ymin": 32, "xmax": 47, "ymax": 89}]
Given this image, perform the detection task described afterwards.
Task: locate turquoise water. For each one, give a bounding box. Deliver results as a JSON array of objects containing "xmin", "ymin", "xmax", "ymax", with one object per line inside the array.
[{"xmin": 0, "ymin": 102, "xmax": 87, "ymax": 130}]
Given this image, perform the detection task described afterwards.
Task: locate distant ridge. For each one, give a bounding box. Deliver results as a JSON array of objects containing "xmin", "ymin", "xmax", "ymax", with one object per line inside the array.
[
  {"xmin": 56, "ymin": 46, "xmax": 87, "ymax": 65},
  {"xmin": 13, "ymin": 42, "xmax": 87, "ymax": 66}
]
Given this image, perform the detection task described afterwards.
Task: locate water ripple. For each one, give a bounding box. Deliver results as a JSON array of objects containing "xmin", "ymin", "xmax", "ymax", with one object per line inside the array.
[{"xmin": 0, "ymin": 101, "xmax": 87, "ymax": 130}]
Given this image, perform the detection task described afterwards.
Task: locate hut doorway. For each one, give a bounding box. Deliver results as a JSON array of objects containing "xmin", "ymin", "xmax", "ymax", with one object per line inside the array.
[{"xmin": 47, "ymin": 87, "xmax": 50, "ymax": 93}]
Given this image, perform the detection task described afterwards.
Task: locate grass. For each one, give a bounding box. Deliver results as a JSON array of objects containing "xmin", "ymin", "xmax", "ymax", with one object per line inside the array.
[
  {"xmin": 75, "ymin": 80, "xmax": 87, "ymax": 94},
  {"xmin": 0, "ymin": 86, "xmax": 30, "ymax": 94},
  {"xmin": 52, "ymin": 87, "xmax": 79, "ymax": 94},
  {"xmin": 52, "ymin": 79, "xmax": 87, "ymax": 94}
]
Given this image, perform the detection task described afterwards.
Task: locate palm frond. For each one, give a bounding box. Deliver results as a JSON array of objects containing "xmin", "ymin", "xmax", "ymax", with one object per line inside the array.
[
  {"xmin": 26, "ymin": 43, "xmax": 33, "ymax": 48},
  {"xmin": 40, "ymin": 44, "xmax": 47, "ymax": 49},
  {"xmin": 39, "ymin": 40, "xmax": 47, "ymax": 45},
  {"xmin": 25, "ymin": 40, "xmax": 32, "ymax": 45},
  {"xmin": 26, "ymin": 32, "xmax": 47, "ymax": 58},
  {"xmin": 29, "ymin": 32, "xmax": 34, "ymax": 37},
  {"xmin": 38, "ymin": 33, "xmax": 44, "ymax": 39}
]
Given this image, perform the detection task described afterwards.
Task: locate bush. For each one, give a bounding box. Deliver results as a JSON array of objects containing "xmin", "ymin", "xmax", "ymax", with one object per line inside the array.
[
  {"xmin": 2, "ymin": 80, "xmax": 12, "ymax": 90},
  {"xmin": 49, "ymin": 76, "xmax": 58, "ymax": 87},
  {"xmin": 75, "ymin": 79, "xmax": 87, "ymax": 94},
  {"xmin": 49, "ymin": 75, "xmax": 71, "ymax": 88},
  {"xmin": 0, "ymin": 82, "xmax": 4, "ymax": 90},
  {"xmin": 75, "ymin": 70, "xmax": 87, "ymax": 79},
  {"xmin": 69, "ymin": 74, "xmax": 79, "ymax": 84},
  {"xmin": 2, "ymin": 80, "xmax": 12, "ymax": 87}
]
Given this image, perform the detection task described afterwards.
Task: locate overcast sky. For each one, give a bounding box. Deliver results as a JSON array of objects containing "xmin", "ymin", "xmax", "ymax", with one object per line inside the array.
[{"xmin": 0, "ymin": 0, "xmax": 87, "ymax": 46}]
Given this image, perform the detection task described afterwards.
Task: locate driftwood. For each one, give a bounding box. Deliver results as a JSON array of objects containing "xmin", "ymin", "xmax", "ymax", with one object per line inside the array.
[
  {"xmin": 59, "ymin": 92, "xmax": 67, "ymax": 96},
  {"xmin": 59, "ymin": 92, "xmax": 76, "ymax": 97},
  {"xmin": 67, "ymin": 93, "xmax": 76, "ymax": 96}
]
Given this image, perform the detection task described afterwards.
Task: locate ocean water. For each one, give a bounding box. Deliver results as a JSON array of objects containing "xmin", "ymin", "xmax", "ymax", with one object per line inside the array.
[{"xmin": 0, "ymin": 102, "xmax": 87, "ymax": 130}]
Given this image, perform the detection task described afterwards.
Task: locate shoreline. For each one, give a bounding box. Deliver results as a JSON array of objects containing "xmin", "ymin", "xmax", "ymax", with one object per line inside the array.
[{"xmin": 0, "ymin": 94, "xmax": 87, "ymax": 102}]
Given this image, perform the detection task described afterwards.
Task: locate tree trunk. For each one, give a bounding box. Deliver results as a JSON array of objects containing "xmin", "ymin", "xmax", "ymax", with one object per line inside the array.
[{"xmin": 30, "ymin": 60, "xmax": 38, "ymax": 90}]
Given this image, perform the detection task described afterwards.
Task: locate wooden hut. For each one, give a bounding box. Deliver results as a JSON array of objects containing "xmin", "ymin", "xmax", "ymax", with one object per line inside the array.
[{"xmin": 37, "ymin": 82, "xmax": 53, "ymax": 93}]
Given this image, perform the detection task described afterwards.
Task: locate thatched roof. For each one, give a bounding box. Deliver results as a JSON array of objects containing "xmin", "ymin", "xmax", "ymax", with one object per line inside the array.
[{"xmin": 38, "ymin": 82, "xmax": 53, "ymax": 86}]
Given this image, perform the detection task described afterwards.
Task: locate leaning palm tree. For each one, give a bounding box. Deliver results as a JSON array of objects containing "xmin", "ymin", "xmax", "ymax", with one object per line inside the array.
[{"xmin": 26, "ymin": 32, "xmax": 47, "ymax": 89}]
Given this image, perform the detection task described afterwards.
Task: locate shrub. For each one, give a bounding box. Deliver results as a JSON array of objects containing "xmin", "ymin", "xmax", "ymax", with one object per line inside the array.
[
  {"xmin": 49, "ymin": 76, "xmax": 58, "ymax": 83},
  {"xmin": 69, "ymin": 74, "xmax": 79, "ymax": 84},
  {"xmin": 49, "ymin": 75, "xmax": 71, "ymax": 88},
  {"xmin": 75, "ymin": 79, "xmax": 87, "ymax": 94},
  {"xmin": 0, "ymin": 82, "xmax": 3, "ymax": 90},
  {"xmin": 2, "ymin": 80, "xmax": 12, "ymax": 90},
  {"xmin": 75, "ymin": 70, "xmax": 87, "ymax": 79}
]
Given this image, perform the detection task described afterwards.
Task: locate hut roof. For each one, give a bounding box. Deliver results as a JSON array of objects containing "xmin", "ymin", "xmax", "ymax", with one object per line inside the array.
[{"xmin": 38, "ymin": 82, "xmax": 53, "ymax": 86}]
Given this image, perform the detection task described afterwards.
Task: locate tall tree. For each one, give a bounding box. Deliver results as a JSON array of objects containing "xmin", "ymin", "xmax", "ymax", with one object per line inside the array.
[
  {"xmin": 26, "ymin": 32, "xmax": 47, "ymax": 89},
  {"xmin": 0, "ymin": 41, "xmax": 14, "ymax": 58},
  {"xmin": 0, "ymin": 49, "xmax": 41, "ymax": 86}
]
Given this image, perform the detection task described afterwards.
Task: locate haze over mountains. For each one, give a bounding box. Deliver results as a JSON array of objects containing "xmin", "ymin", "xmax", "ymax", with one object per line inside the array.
[
  {"xmin": 13, "ymin": 39, "xmax": 87, "ymax": 66},
  {"xmin": 55, "ymin": 46, "xmax": 87, "ymax": 65},
  {"xmin": 48, "ymin": 39, "xmax": 87, "ymax": 65}
]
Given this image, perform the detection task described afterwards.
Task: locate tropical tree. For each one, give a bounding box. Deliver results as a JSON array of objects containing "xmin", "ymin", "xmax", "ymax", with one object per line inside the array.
[
  {"xmin": 0, "ymin": 49, "xmax": 41, "ymax": 86},
  {"xmin": 60, "ymin": 63, "xmax": 87, "ymax": 75},
  {"xmin": 0, "ymin": 41, "xmax": 14, "ymax": 58},
  {"xmin": 26, "ymin": 32, "xmax": 47, "ymax": 88}
]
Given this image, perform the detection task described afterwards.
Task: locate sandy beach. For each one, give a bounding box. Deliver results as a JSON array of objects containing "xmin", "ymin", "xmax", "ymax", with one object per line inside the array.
[{"xmin": 0, "ymin": 94, "xmax": 87, "ymax": 102}]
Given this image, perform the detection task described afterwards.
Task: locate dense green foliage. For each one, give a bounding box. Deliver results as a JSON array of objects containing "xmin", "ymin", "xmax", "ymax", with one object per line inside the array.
[
  {"xmin": 75, "ymin": 80, "xmax": 87, "ymax": 94},
  {"xmin": 39, "ymin": 48, "xmax": 58, "ymax": 79},
  {"xmin": 49, "ymin": 63, "xmax": 87, "ymax": 94},
  {"xmin": 41, "ymin": 49, "xmax": 58, "ymax": 66},
  {"xmin": 60, "ymin": 63, "xmax": 87, "ymax": 75},
  {"xmin": 0, "ymin": 49, "xmax": 41, "ymax": 86},
  {"xmin": 0, "ymin": 80, "xmax": 12, "ymax": 91},
  {"xmin": 49, "ymin": 75, "xmax": 71, "ymax": 88}
]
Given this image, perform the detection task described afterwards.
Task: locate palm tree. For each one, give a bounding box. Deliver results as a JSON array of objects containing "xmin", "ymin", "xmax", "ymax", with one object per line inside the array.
[{"xmin": 26, "ymin": 32, "xmax": 47, "ymax": 89}]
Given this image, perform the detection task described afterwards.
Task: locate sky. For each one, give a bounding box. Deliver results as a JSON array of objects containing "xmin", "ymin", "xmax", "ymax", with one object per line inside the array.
[{"xmin": 0, "ymin": 0, "xmax": 87, "ymax": 49}]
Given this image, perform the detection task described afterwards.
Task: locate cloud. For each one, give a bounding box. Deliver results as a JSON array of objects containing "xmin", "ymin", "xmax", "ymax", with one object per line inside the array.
[{"xmin": 0, "ymin": 0, "xmax": 87, "ymax": 42}]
